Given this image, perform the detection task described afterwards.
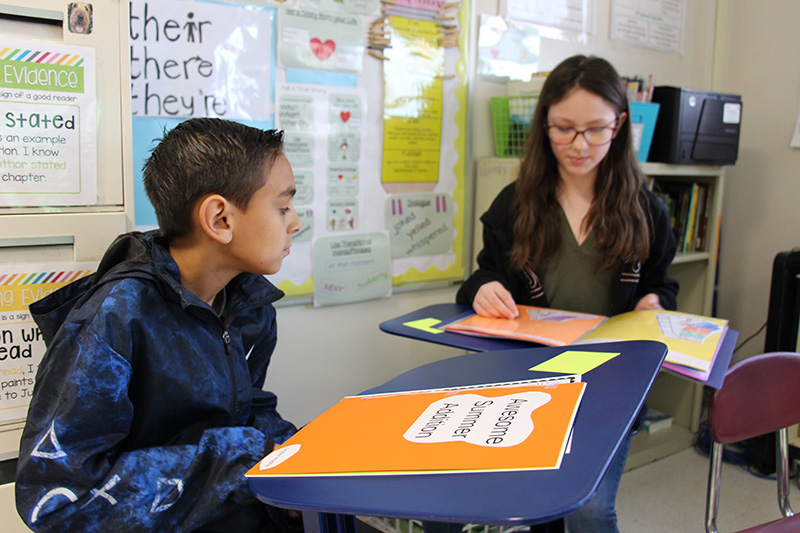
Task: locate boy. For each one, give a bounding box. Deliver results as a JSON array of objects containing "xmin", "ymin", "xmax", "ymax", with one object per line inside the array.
[{"xmin": 15, "ymin": 118, "xmax": 302, "ymax": 531}]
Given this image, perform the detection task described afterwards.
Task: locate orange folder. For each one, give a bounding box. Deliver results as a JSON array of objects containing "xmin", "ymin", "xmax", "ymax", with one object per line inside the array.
[
  {"xmin": 247, "ymin": 380, "xmax": 586, "ymax": 477},
  {"xmin": 444, "ymin": 306, "xmax": 606, "ymax": 346}
]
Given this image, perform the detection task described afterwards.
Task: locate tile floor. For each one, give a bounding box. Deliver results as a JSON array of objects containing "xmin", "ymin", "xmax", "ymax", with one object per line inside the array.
[{"xmin": 617, "ymin": 446, "xmax": 800, "ymax": 532}]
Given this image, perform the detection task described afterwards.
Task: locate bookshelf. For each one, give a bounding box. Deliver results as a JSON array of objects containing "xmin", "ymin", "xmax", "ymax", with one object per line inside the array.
[{"xmin": 473, "ymin": 158, "xmax": 726, "ymax": 469}]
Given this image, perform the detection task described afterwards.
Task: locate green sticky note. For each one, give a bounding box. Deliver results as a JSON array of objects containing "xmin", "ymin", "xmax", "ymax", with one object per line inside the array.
[
  {"xmin": 530, "ymin": 350, "xmax": 620, "ymax": 374},
  {"xmin": 403, "ymin": 318, "xmax": 444, "ymax": 334}
]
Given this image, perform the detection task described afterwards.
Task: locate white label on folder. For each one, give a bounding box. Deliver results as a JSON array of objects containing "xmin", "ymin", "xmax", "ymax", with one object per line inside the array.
[
  {"xmin": 403, "ymin": 392, "xmax": 551, "ymax": 447},
  {"xmin": 723, "ymin": 103, "xmax": 742, "ymax": 124},
  {"xmin": 259, "ymin": 444, "xmax": 301, "ymax": 470}
]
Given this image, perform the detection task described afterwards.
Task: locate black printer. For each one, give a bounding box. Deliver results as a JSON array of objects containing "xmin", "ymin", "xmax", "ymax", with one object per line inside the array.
[{"xmin": 649, "ymin": 87, "xmax": 742, "ymax": 165}]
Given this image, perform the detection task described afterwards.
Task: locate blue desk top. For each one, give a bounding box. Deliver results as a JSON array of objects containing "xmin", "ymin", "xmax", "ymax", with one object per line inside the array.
[
  {"xmin": 379, "ymin": 303, "xmax": 737, "ymax": 389},
  {"xmin": 250, "ymin": 340, "xmax": 667, "ymax": 527}
]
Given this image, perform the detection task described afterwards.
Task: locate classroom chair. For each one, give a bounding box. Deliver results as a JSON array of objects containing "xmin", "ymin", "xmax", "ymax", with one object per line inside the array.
[{"xmin": 705, "ymin": 351, "xmax": 800, "ymax": 533}]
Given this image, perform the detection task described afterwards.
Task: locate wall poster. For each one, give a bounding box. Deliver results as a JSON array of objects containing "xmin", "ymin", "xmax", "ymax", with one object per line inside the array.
[
  {"xmin": 0, "ymin": 263, "xmax": 95, "ymax": 423},
  {"xmin": 130, "ymin": 0, "xmax": 470, "ymax": 304},
  {"xmin": 610, "ymin": 0, "xmax": 685, "ymax": 54},
  {"xmin": 0, "ymin": 40, "xmax": 97, "ymax": 207}
]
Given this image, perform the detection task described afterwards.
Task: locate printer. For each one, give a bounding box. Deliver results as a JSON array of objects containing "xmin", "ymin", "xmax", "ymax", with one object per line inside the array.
[{"xmin": 648, "ymin": 87, "xmax": 742, "ymax": 165}]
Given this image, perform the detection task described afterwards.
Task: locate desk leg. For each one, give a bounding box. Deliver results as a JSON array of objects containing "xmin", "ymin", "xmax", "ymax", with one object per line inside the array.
[{"xmin": 302, "ymin": 510, "xmax": 358, "ymax": 533}]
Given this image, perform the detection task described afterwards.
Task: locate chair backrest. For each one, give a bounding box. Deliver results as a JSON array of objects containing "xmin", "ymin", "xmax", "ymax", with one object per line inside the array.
[{"xmin": 709, "ymin": 352, "xmax": 800, "ymax": 445}]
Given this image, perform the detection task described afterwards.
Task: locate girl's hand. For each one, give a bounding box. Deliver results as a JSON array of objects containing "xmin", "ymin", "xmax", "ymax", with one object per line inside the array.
[
  {"xmin": 634, "ymin": 293, "xmax": 664, "ymax": 311},
  {"xmin": 473, "ymin": 281, "xmax": 519, "ymax": 319}
]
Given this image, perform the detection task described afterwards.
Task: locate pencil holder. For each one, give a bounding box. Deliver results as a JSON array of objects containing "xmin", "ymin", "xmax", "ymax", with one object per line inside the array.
[{"xmin": 491, "ymin": 96, "xmax": 537, "ymax": 158}]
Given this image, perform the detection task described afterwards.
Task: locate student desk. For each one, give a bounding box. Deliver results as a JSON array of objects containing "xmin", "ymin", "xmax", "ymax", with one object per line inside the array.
[
  {"xmin": 249, "ymin": 339, "xmax": 667, "ymax": 532},
  {"xmin": 378, "ymin": 303, "xmax": 737, "ymax": 389}
]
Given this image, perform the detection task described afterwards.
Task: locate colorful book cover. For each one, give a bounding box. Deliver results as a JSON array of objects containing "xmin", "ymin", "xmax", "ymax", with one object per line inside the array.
[
  {"xmin": 246, "ymin": 379, "xmax": 586, "ymax": 478},
  {"xmin": 443, "ymin": 306, "xmax": 606, "ymax": 346},
  {"xmin": 577, "ymin": 310, "xmax": 727, "ymax": 376},
  {"xmin": 444, "ymin": 307, "xmax": 728, "ymax": 380}
]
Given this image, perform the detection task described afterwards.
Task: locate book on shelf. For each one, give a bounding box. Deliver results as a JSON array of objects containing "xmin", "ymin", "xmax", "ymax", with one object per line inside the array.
[
  {"xmin": 246, "ymin": 378, "xmax": 586, "ymax": 478},
  {"xmin": 642, "ymin": 407, "xmax": 673, "ymax": 433},
  {"xmin": 443, "ymin": 306, "xmax": 730, "ymax": 382},
  {"xmin": 694, "ymin": 183, "xmax": 712, "ymax": 252},
  {"xmin": 683, "ymin": 183, "xmax": 699, "ymax": 254},
  {"xmin": 651, "ymin": 180, "xmax": 714, "ymax": 255}
]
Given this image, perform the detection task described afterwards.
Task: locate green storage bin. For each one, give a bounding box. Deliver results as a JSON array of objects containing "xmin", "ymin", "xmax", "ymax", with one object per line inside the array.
[{"xmin": 491, "ymin": 96, "xmax": 538, "ymax": 158}]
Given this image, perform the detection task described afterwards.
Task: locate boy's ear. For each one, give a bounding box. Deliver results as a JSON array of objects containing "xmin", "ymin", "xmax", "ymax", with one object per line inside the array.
[{"xmin": 198, "ymin": 194, "xmax": 234, "ymax": 244}]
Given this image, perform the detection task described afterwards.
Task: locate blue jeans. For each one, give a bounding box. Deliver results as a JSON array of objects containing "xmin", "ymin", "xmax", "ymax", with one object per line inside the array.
[{"xmin": 564, "ymin": 432, "xmax": 631, "ymax": 533}]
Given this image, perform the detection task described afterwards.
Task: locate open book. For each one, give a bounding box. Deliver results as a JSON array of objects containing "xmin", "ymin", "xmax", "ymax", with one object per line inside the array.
[
  {"xmin": 246, "ymin": 378, "xmax": 585, "ymax": 478},
  {"xmin": 444, "ymin": 306, "xmax": 729, "ymax": 382}
]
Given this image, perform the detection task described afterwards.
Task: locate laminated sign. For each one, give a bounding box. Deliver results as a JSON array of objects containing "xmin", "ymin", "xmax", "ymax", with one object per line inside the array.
[
  {"xmin": 0, "ymin": 263, "xmax": 94, "ymax": 422},
  {"xmin": 0, "ymin": 40, "xmax": 97, "ymax": 206}
]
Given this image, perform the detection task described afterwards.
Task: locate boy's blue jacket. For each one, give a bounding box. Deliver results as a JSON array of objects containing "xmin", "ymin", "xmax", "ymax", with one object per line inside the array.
[{"xmin": 15, "ymin": 231, "xmax": 297, "ymax": 531}]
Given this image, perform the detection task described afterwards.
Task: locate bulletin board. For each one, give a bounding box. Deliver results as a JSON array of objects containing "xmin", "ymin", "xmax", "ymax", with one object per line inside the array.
[{"xmin": 129, "ymin": 0, "xmax": 470, "ymax": 303}]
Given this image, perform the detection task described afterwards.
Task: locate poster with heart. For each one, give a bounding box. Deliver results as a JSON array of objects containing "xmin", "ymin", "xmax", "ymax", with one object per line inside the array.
[
  {"xmin": 329, "ymin": 93, "xmax": 362, "ymax": 129},
  {"xmin": 278, "ymin": 7, "xmax": 364, "ymax": 74},
  {"xmin": 327, "ymin": 164, "xmax": 359, "ymax": 197}
]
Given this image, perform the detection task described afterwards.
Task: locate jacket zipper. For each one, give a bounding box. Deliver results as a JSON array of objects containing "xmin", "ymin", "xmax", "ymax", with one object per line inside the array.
[
  {"xmin": 219, "ymin": 324, "xmax": 239, "ymax": 423},
  {"xmin": 221, "ymin": 330, "xmax": 232, "ymax": 355}
]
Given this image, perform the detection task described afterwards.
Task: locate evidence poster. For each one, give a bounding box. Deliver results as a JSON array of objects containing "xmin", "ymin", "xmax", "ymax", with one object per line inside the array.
[
  {"xmin": 0, "ymin": 40, "xmax": 97, "ymax": 207},
  {"xmin": 0, "ymin": 262, "xmax": 95, "ymax": 423}
]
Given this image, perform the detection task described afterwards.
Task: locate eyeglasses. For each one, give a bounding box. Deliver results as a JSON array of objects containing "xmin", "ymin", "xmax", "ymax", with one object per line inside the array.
[{"xmin": 545, "ymin": 118, "xmax": 620, "ymax": 146}]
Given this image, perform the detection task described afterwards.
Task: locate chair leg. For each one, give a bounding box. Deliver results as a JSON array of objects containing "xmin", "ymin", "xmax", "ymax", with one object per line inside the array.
[
  {"xmin": 777, "ymin": 428, "xmax": 795, "ymax": 518},
  {"xmin": 706, "ymin": 441, "xmax": 723, "ymax": 533}
]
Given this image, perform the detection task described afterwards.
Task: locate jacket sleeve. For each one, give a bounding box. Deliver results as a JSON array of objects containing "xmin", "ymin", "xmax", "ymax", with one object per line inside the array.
[
  {"xmin": 245, "ymin": 312, "xmax": 297, "ymax": 445},
  {"xmin": 637, "ymin": 191, "xmax": 680, "ymax": 310},
  {"xmin": 456, "ymin": 185, "xmax": 517, "ymax": 306},
  {"xmin": 16, "ymin": 326, "xmax": 269, "ymax": 532}
]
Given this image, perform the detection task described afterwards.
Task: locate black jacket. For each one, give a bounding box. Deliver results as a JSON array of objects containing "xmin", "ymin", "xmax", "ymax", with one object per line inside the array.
[{"xmin": 457, "ymin": 182, "xmax": 679, "ymax": 314}]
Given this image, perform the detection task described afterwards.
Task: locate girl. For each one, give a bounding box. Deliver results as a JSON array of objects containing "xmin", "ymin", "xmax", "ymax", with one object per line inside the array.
[{"xmin": 457, "ymin": 55, "xmax": 678, "ymax": 532}]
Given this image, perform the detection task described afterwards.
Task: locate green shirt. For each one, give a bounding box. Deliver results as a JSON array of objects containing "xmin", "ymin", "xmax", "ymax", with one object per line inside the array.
[{"xmin": 540, "ymin": 206, "xmax": 615, "ymax": 316}]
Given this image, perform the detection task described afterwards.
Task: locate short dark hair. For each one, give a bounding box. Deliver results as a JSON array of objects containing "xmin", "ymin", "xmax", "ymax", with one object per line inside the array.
[{"xmin": 143, "ymin": 118, "xmax": 285, "ymax": 239}]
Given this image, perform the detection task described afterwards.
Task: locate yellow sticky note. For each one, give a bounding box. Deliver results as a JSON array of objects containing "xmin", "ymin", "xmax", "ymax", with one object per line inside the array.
[
  {"xmin": 530, "ymin": 350, "xmax": 620, "ymax": 374},
  {"xmin": 403, "ymin": 318, "xmax": 444, "ymax": 334}
]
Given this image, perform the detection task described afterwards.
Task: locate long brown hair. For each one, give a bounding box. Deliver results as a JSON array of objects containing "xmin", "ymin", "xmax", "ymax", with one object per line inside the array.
[{"xmin": 510, "ymin": 55, "xmax": 650, "ymax": 272}]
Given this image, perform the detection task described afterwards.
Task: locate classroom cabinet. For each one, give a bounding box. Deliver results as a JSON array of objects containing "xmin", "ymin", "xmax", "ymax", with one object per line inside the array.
[{"xmin": 473, "ymin": 158, "xmax": 726, "ymax": 469}]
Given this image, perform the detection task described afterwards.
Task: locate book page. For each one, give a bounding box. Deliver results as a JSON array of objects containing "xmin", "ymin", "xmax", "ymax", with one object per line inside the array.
[{"xmin": 578, "ymin": 310, "xmax": 727, "ymax": 373}]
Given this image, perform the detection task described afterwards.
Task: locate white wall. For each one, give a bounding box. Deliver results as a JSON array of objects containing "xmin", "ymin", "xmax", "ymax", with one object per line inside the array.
[
  {"xmin": 712, "ymin": 0, "xmax": 800, "ymax": 360},
  {"xmin": 268, "ymin": 286, "xmax": 466, "ymax": 426}
]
